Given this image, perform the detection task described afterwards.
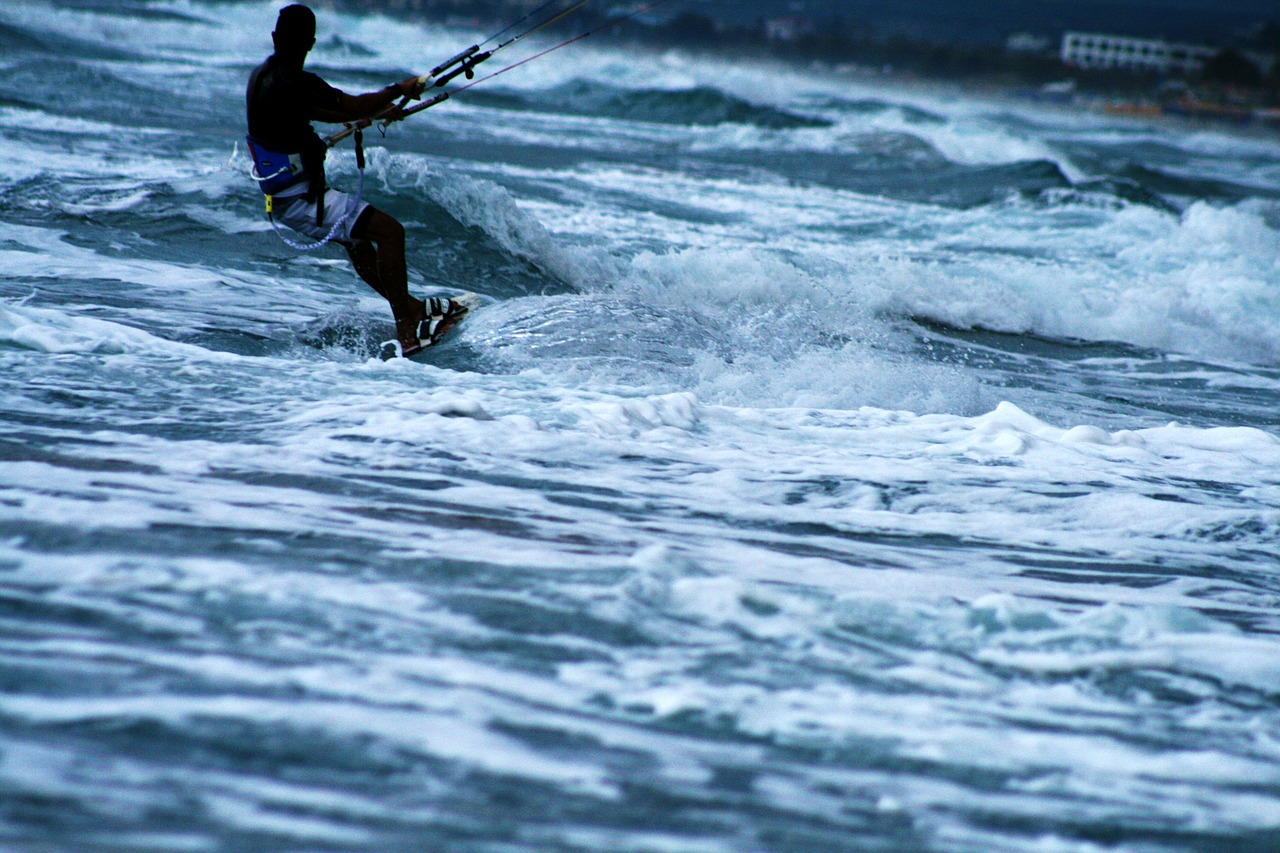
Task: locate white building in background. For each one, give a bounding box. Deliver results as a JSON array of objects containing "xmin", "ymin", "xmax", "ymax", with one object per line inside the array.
[{"xmin": 1061, "ymin": 32, "xmax": 1216, "ymax": 75}]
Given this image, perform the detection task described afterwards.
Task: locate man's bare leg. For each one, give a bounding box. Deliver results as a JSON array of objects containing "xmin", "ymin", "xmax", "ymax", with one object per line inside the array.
[
  {"xmin": 345, "ymin": 238, "xmax": 388, "ymax": 301},
  {"xmin": 349, "ymin": 207, "xmax": 425, "ymax": 351}
]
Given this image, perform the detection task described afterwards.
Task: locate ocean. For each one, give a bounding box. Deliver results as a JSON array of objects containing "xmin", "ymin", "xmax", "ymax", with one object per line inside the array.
[{"xmin": 2, "ymin": 1, "xmax": 1280, "ymax": 850}]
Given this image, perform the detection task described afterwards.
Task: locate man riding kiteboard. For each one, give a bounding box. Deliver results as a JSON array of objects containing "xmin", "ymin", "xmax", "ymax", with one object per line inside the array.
[{"xmin": 247, "ymin": 4, "xmax": 462, "ymax": 356}]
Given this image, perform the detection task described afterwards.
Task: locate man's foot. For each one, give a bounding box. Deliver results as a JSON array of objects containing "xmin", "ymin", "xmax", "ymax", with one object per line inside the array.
[{"xmin": 388, "ymin": 296, "xmax": 467, "ymax": 358}]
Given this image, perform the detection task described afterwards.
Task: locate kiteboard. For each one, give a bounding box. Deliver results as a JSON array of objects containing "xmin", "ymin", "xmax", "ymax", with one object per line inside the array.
[{"xmin": 380, "ymin": 292, "xmax": 482, "ymax": 360}]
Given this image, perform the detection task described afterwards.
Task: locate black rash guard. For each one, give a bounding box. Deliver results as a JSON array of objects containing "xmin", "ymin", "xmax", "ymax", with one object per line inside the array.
[{"xmin": 246, "ymin": 54, "xmax": 345, "ymax": 199}]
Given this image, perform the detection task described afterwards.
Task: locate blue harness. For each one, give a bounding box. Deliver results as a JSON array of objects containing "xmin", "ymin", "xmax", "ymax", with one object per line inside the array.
[
  {"xmin": 245, "ymin": 130, "xmax": 366, "ymax": 252},
  {"xmin": 245, "ymin": 136, "xmax": 309, "ymax": 195}
]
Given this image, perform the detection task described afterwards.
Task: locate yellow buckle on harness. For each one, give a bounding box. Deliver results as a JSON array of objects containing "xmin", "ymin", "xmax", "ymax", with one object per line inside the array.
[{"xmin": 265, "ymin": 195, "xmax": 275, "ymax": 215}]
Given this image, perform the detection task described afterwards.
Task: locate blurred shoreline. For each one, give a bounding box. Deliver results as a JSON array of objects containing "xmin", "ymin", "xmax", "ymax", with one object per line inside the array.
[{"xmin": 333, "ymin": 0, "xmax": 1280, "ymax": 136}]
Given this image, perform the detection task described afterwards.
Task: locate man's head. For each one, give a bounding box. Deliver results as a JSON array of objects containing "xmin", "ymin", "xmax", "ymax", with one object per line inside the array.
[{"xmin": 272, "ymin": 4, "xmax": 316, "ymax": 59}]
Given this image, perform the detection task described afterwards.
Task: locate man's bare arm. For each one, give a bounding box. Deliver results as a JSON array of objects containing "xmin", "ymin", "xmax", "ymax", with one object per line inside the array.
[{"xmin": 313, "ymin": 78, "xmax": 425, "ymax": 123}]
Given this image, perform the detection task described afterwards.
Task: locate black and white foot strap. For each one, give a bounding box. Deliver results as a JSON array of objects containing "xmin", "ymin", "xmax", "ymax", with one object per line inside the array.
[{"xmin": 420, "ymin": 297, "xmax": 456, "ymax": 340}]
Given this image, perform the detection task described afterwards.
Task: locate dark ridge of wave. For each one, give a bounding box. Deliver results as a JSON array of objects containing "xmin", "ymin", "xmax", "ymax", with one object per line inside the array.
[
  {"xmin": 1120, "ymin": 163, "xmax": 1280, "ymax": 203},
  {"xmin": 0, "ymin": 21, "xmax": 51, "ymax": 55},
  {"xmin": 0, "ymin": 60, "xmax": 231, "ymax": 133},
  {"xmin": 469, "ymin": 79, "xmax": 832, "ymax": 129},
  {"xmin": 0, "ymin": 94, "xmax": 43, "ymax": 111},
  {"xmin": 356, "ymin": 193, "xmax": 573, "ymax": 300},
  {"xmin": 852, "ymin": 130, "xmax": 950, "ymax": 167},
  {"xmin": 47, "ymin": 0, "xmax": 212, "ymax": 23},
  {"xmin": 908, "ymin": 317, "xmax": 1280, "ymax": 428},
  {"xmin": 0, "ymin": 18, "xmax": 137, "ymax": 62},
  {"xmin": 1023, "ymin": 177, "xmax": 1181, "ymax": 213},
  {"xmin": 726, "ymin": 150, "xmax": 1070, "ymax": 208},
  {"xmin": 315, "ymin": 34, "xmax": 378, "ymax": 58},
  {"xmin": 920, "ymin": 159, "xmax": 1072, "ymax": 207},
  {"xmin": 801, "ymin": 95, "xmax": 946, "ymax": 125},
  {"xmin": 1073, "ymin": 177, "xmax": 1178, "ymax": 211},
  {"xmin": 910, "ymin": 315, "xmax": 1159, "ymax": 361}
]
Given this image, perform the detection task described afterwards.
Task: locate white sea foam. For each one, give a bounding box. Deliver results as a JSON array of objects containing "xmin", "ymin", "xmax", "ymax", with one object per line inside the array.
[
  {"xmin": 389, "ymin": 134, "xmax": 1280, "ymax": 370},
  {"xmin": 801, "ymin": 199, "xmax": 1280, "ymax": 365},
  {"xmin": 0, "ymin": 300, "xmax": 239, "ymax": 358}
]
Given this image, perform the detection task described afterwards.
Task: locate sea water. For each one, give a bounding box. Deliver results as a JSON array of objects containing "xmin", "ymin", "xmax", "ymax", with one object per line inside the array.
[{"xmin": 2, "ymin": 1, "xmax": 1280, "ymax": 851}]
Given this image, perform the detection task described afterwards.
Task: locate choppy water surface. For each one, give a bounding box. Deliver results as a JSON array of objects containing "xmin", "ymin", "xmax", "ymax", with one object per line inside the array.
[{"xmin": 2, "ymin": 2, "xmax": 1280, "ymax": 850}]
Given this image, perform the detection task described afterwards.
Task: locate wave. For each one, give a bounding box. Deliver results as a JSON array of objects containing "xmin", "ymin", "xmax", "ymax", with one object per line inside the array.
[
  {"xmin": 697, "ymin": 124, "xmax": 1178, "ymax": 212},
  {"xmin": 0, "ymin": 16, "xmax": 136, "ymax": 62},
  {"xmin": 709, "ymin": 149, "xmax": 1073, "ymax": 208},
  {"xmin": 389, "ymin": 158, "xmax": 1280, "ymax": 382},
  {"xmin": 800, "ymin": 95, "xmax": 946, "ymax": 126},
  {"xmin": 0, "ymin": 20, "xmax": 50, "ymax": 56},
  {"xmin": 1121, "ymin": 162, "xmax": 1280, "ymax": 204},
  {"xmin": 1030, "ymin": 177, "xmax": 1180, "ymax": 213},
  {"xmin": 870, "ymin": 200, "xmax": 1280, "ymax": 367},
  {"xmin": 470, "ymin": 79, "xmax": 831, "ymax": 129},
  {"xmin": 0, "ymin": 59, "xmax": 206, "ymax": 131},
  {"xmin": 315, "ymin": 33, "xmax": 378, "ymax": 58},
  {"xmin": 395, "ymin": 164, "xmax": 621, "ymax": 294},
  {"xmin": 53, "ymin": 1, "xmax": 212, "ymax": 25},
  {"xmin": 0, "ymin": 300, "xmax": 239, "ymax": 360}
]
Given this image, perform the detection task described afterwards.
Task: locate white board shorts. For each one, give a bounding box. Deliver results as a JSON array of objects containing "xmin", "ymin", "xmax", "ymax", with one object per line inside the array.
[{"xmin": 274, "ymin": 188, "xmax": 370, "ymax": 245}]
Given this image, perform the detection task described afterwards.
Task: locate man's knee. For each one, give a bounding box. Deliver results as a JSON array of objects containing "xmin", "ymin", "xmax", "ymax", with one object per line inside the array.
[
  {"xmin": 346, "ymin": 237, "xmax": 374, "ymax": 257},
  {"xmin": 353, "ymin": 207, "xmax": 404, "ymax": 248}
]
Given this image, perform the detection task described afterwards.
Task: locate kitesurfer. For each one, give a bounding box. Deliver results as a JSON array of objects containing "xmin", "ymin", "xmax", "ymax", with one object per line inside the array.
[{"xmin": 247, "ymin": 3, "xmax": 458, "ymax": 356}]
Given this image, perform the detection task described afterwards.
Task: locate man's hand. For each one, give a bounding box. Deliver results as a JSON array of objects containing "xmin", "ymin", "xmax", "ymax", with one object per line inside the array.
[{"xmin": 396, "ymin": 76, "xmax": 427, "ymax": 101}]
